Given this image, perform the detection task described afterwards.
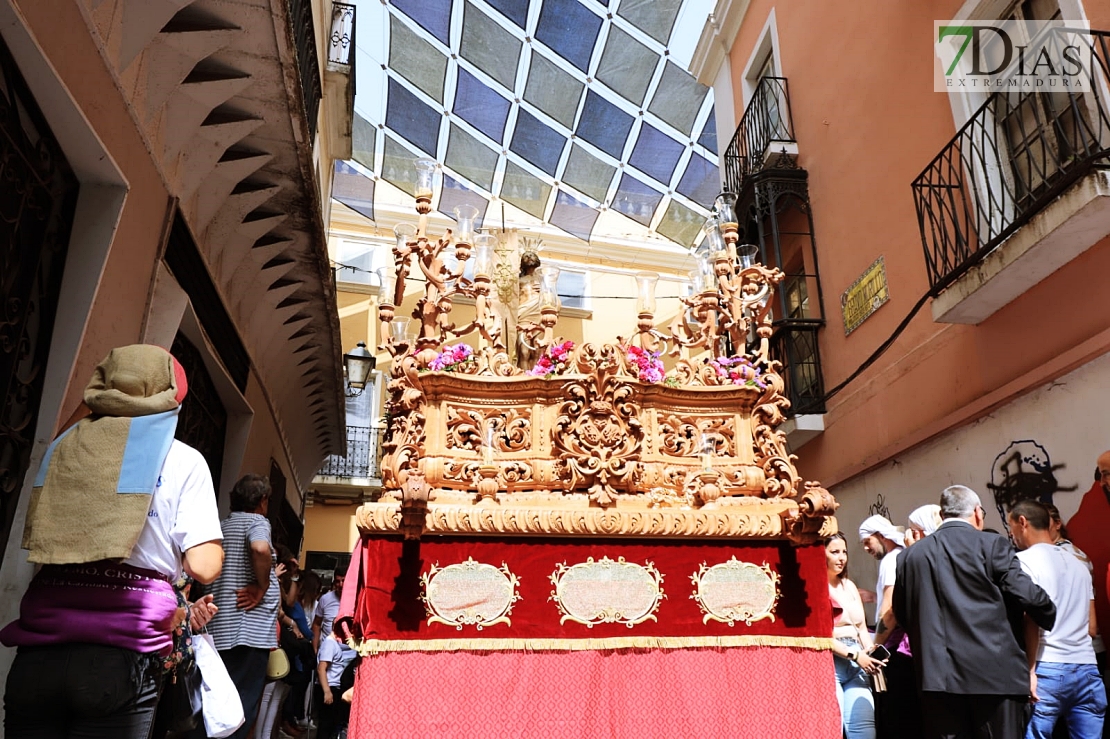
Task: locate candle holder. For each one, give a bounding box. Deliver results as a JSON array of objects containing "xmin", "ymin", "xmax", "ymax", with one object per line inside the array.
[
  {"xmin": 737, "ymin": 243, "xmax": 759, "ymax": 270},
  {"xmin": 453, "ymin": 204, "xmax": 478, "ymax": 261},
  {"xmin": 633, "ymin": 271, "xmax": 661, "ymax": 352},
  {"xmin": 715, "ymin": 192, "xmax": 739, "ymax": 253},
  {"xmin": 413, "ymin": 158, "xmax": 435, "ymax": 213},
  {"xmin": 379, "ymin": 159, "xmax": 506, "ymax": 369},
  {"xmin": 695, "ymin": 469, "xmax": 723, "ymax": 507},
  {"xmin": 376, "ymin": 266, "xmax": 397, "ymax": 327},
  {"xmin": 475, "ymin": 422, "xmax": 500, "ymax": 504}
]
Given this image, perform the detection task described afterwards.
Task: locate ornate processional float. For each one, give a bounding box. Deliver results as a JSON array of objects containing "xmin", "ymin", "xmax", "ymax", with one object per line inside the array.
[{"xmin": 339, "ymin": 158, "xmax": 843, "ymax": 738}]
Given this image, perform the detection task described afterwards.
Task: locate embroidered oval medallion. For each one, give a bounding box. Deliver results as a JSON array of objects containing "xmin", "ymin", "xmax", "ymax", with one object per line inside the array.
[
  {"xmin": 421, "ymin": 558, "xmax": 520, "ymax": 630},
  {"xmin": 690, "ymin": 558, "xmax": 780, "ymax": 626},
  {"xmin": 549, "ymin": 556, "xmax": 664, "ymax": 628}
]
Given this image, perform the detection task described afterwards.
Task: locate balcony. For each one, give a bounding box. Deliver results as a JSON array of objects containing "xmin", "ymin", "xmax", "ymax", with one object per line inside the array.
[
  {"xmin": 323, "ymin": 1, "xmax": 356, "ymax": 161},
  {"xmin": 913, "ymin": 30, "xmax": 1110, "ymax": 324},
  {"xmin": 328, "ymin": 3, "xmax": 356, "ymax": 67},
  {"xmin": 722, "ymin": 75, "xmax": 825, "ymax": 442},
  {"xmin": 289, "ymin": 0, "xmax": 322, "ymax": 141},
  {"xmin": 313, "ymin": 426, "xmax": 384, "ymax": 501},
  {"xmin": 723, "ymin": 76, "xmax": 797, "ymax": 195}
]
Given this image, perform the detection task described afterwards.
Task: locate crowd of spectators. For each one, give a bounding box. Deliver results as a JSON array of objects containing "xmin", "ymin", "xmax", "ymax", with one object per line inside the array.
[{"xmin": 831, "ymin": 470, "xmax": 1110, "ymax": 739}]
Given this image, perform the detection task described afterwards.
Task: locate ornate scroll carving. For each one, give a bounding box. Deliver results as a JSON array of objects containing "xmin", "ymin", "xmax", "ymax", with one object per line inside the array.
[
  {"xmin": 420, "ymin": 558, "xmax": 521, "ymax": 630},
  {"xmin": 445, "ymin": 406, "xmax": 531, "ymax": 453},
  {"xmin": 354, "ymin": 499, "xmax": 839, "ymax": 541},
  {"xmin": 657, "ymin": 415, "xmax": 736, "ymax": 458},
  {"xmin": 549, "ymin": 557, "xmax": 664, "ymax": 628},
  {"xmin": 552, "ymin": 344, "xmax": 643, "ymax": 507},
  {"xmin": 367, "ymin": 246, "xmax": 841, "ymax": 542},
  {"xmin": 690, "ymin": 558, "xmax": 780, "ymax": 626}
]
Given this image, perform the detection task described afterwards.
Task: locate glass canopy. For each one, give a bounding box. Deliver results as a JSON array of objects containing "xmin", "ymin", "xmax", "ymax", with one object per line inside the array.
[{"xmin": 337, "ymin": 0, "xmax": 718, "ymax": 248}]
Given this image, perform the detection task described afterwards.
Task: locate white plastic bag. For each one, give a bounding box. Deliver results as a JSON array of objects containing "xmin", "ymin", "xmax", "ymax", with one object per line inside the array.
[{"xmin": 194, "ymin": 632, "xmax": 245, "ymax": 738}]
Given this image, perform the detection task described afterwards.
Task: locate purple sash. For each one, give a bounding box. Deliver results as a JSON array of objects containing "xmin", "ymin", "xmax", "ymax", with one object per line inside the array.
[{"xmin": 0, "ymin": 561, "xmax": 178, "ymax": 655}]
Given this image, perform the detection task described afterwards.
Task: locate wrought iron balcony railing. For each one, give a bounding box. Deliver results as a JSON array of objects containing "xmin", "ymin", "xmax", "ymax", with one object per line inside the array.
[
  {"xmin": 329, "ymin": 3, "xmax": 355, "ymax": 66},
  {"xmin": 288, "ymin": 0, "xmax": 322, "ymax": 141},
  {"xmin": 769, "ymin": 322, "xmax": 826, "ymax": 416},
  {"xmin": 318, "ymin": 426, "xmax": 383, "ymax": 480},
  {"xmin": 912, "ymin": 30, "xmax": 1110, "ymax": 293},
  {"xmin": 723, "ymin": 76, "xmax": 797, "ymax": 195}
]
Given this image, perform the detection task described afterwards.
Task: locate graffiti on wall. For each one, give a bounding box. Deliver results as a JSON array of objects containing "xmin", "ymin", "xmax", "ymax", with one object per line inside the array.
[
  {"xmin": 867, "ymin": 493, "xmax": 892, "ymax": 522},
  {"xmin": 987, "ymin": 440, "xmax": 1077, "ymax": 531}
]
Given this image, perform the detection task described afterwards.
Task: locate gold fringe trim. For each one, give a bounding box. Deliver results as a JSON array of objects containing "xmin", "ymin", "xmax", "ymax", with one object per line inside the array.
[{"xmin": 355, "ymin": 634, "xmax": 835, "ymax": 656}]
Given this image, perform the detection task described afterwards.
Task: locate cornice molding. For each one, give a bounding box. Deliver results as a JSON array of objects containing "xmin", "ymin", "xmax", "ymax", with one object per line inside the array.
[
  {"xmin": 355, "ymin": 499, "xmax": 838, "ymax": 541},
  {"xmin": 690, "ymin": 0, "xmax": 753, "ymax": 86}
]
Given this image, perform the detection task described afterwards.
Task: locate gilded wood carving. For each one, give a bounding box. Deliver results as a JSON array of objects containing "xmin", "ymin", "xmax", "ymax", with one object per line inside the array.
[{"xmin": 368, "ymin": 222, "xmax": 838, "ymax": 541}]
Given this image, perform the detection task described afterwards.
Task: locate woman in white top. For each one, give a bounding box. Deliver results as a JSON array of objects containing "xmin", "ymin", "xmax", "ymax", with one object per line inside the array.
[{"xmin": 827, "ymin": 532, "xmax": 885, "ymax": 739}]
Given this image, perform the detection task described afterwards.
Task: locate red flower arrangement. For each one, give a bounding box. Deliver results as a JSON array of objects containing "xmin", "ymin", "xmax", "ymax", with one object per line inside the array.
[
  {"xmin": 528, "ymin": 340, "xmax": 575, "ymax": 377},
  {"xmin": 626, "ymin": 345, "xmax": 664, "ymax": 383},
  {"xmin": 709, "ymin": 355, "xmax": 767, "ymax": 389}
]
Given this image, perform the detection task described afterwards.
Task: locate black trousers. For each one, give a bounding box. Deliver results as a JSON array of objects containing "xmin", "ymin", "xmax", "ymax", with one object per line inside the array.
[
  {"xmin": 920, "ymin": 692, "xmax": 1029, "ymax": 739},
  {"xmin": 312, "ymin": 684, "xmax": 349, "ymax": 739},
  {"xmin": 877, "ymin": 652, "xmax": 923, "ymax": 739},
  {"xmin": 4, "ymin": 643, "xmax": 164, "ymax": 739}
]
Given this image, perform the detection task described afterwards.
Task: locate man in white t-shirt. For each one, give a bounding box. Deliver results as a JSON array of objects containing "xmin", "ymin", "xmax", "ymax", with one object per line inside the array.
[
  {"xmin": 313, "ymin": 569, "xmax": 346, "ymax": 652},
  {"xmin": 859, "ymin": 514, "xmax": 908, "ymax": 738},
  {"xmin": 859, "ymin": 515, "xmax": 905, "ymax": 628},
  {"xmin": 1010, "ymin": 499, "xmax": 1107, "ymax": 738}
]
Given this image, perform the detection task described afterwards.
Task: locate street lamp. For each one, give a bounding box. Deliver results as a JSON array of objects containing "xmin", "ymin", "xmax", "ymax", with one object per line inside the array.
[{"xmin": 343, "ymin": 341, "xmax": 375, "ymax": 396}]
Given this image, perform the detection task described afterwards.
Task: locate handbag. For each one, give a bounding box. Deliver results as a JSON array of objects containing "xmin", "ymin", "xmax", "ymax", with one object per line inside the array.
[
  {"xmin": 194, "ymin": 632, "xmax": 245, "ymax": 738},
  {"xmin": 266, "ymin": 647, "xmax": 291, "ymax": 681},
  {"xmin": 165, "ymin": 577, "xmax": 202, "ymax": 735},
  {"xmin": 166, "ymin": 658, "xmax": 203, "ymax": 734}
]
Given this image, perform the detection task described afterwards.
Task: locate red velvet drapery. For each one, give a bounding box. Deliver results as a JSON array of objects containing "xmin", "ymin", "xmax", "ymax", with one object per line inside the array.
[
  {"xmin": 340, "ymin": 535, "xmax": 843, "ymax": 736},
  {"xmin": 349, "ymin": 646, "xmax": 842, "ymax": 738},
  {"xmin": 346, "ymin": 536, "xmax": 832, "ymax": 643}
]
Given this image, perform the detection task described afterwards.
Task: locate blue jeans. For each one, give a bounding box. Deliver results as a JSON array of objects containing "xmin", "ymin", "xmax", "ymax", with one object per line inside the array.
[
  {"xmin": 1028, "ymin": 662, "xmax": 1107, "ymax": 739},
  {"xmin": 835, "ymin": 640, "xmax": 876, "ymax": 739}
]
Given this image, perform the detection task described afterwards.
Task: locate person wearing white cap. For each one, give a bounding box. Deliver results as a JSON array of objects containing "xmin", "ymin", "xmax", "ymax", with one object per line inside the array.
[
  {"xmin": 859, "ymin": 515, "xmax": 908, "ymax": 738},
  {"xmin": 859, "ymin": 514, "xmax": 905, "ymax": 628},
  {"xmin": 906, "ymin": 505, "xmax": 942, "ymax": 546}
]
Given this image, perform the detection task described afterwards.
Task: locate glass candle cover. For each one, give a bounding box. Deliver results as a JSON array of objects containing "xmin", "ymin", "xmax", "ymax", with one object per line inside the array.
[
  {"xmin": 696, "ymin": 253, "xmax": 717, "ymax": 292},
  {"xmin": 377, "ymin": 267, "xmax": 397, "ymax": 305},
  {"xmin": 453, "ymin": 204, "xmax": 479, "ymax": 244},
  {"xmin": 714, "ymin": 192, "xmax": 738, "ymax": 231},
  {"xmin": 737, "ymin": 243, "xmax": 759, "ymax": 270},
  {"xmin": 635, "ymin": 271, "xmax": 659, "ymax": 314},
  {"xmin": 394, "ymin": 222, "xmax": 417, "ymax": 252},
  {"xmin": 391, "ymin": 318, "xmax": 413, "ymax": 343},
  {"xmin": 539, "ymin": 265, "xmax": 561, "ymax": 308},
  {"xmin": 702, "ymin": 216, "xmax": 726, "ymax": 257},
  {"xmin": 473, "ymin": 234, "xmax": 496, "ymax": 278},
  {"xmin": 413, "ymin": 158, "xmax": 436, "ymax": 200}
]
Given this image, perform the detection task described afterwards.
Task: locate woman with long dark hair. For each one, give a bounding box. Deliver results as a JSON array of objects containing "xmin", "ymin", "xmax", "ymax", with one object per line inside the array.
[{"xmin": 826, "ymin": 532, "xmax": 885, "ymax": 739}]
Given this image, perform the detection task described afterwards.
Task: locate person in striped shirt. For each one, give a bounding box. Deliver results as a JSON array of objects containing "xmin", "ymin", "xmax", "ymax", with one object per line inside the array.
[{"xmin": 189, "ymin": 474, "xmax": 280, "ymax": 739}]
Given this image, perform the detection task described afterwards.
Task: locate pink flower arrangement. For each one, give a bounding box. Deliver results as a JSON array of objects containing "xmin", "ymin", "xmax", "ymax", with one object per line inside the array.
[
  {"xmin": 710, "ymin": 355, "xmax": 767, "ymax": 389},
  {"xmin": 528, "ymin": 340, "xmax": 575, "ymax": 377},
  {"xmin": 429, "ymin": 343, "xmax": 475, "ymax": 371},
  {"xmin": 626, "ymin": 345, "xmax": 664, "ymax": 384}
]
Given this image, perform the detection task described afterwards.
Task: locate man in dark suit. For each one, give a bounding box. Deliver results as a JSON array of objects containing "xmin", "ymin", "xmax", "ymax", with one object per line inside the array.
[{"xmin": 893, "ymin": 485, "xmax": 1057, "ymax": 739}]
